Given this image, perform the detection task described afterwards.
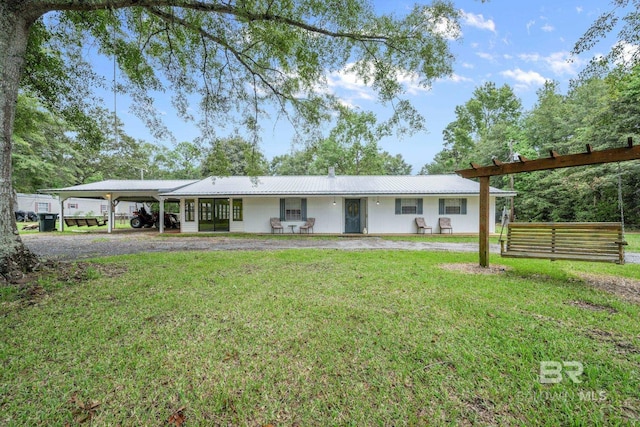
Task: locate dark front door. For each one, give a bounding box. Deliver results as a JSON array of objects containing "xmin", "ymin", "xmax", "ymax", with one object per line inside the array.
[
  {"xmin": 199, "ymin": 199, "xmax": 214, "ymax": 231},
  {"xmin": 345, "ymin": 199, "xmax": 361, "ymax": 233},
  {"xmin": 199, "ymin": 198, "xmax": 230, "ymax": 231},
  {"xmin": 213, "ymin": 199, "xmax": 230, "ymax": 231}
]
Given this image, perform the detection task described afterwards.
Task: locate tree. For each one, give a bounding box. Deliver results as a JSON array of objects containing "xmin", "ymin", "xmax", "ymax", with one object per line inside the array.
[
  {"xmin": 150, "ymin": 141, "xmax": 206, "ymax": 179},
  {"xmin": 0, "ymin": 0, "xmax": 462, "ymax": 279},
  {"xmin": 572, "ymin": 0, "xmax": 640, "ymax": 79},
  {"xmin": 424, "ymin": 82, "xmax": 523, "ymax": 173},
  {"xmin": 202, "ymin": 136, "xmax": 269, "ymax": 176},
  {"xmin": 12, "ymin": 93, "xmax": 79, "ymax": 192}
]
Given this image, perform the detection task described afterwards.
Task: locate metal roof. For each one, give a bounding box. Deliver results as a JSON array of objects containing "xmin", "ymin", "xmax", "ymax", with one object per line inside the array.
[
  {"xmin": 39, "ymin": 179, "xmax": 199, "ymax": 202},
  {"xmin": 161, "ymin": 175, "xmax": 516, "ymax": 197},
  {"xmin": 41, "ymin": 179, "xmax": 198, "ymax": 193}
]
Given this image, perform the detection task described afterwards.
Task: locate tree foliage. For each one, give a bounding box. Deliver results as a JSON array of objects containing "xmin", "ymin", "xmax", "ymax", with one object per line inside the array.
[
  {"xmin": 425, "ymin": 68, "xmax": 640, "ymax": 227},
  {"xmin": 572, "ymin": 0, "xmax": 640, "ymax": 79},
  {"xmin": 1, "ymin": 0, "xmax": 463, "ymax": 276}
]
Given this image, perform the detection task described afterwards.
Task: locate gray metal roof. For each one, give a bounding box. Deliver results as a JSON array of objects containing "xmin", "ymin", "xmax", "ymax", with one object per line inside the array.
[
  {"xmin": 162, "ymin": 175, "xmax": 515, "ymax": 197},
  {"xmin": 41, "ymin": 179, "xmax": 198, "ymax": 193}
]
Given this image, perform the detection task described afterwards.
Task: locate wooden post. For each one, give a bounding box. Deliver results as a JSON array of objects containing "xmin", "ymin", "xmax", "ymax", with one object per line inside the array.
[{"xmin": 479, "ymin": 176, "xmax": 490, "ymax": 267}]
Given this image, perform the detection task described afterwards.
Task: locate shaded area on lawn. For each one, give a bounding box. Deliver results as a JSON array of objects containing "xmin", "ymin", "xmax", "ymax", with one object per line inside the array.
[{"xmin": 1, "ymin": 251, "xmax": 639, "ymax": 425}]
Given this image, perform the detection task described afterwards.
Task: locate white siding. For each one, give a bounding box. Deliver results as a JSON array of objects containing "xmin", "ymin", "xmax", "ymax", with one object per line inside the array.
[
  {"xmin": 364, "ymin": 196, "xmax": 496, "ymax": 234},
  {"xmin": 180, "ymin": 199, "xmax": 198, "ymax": 233},
  {"xmin": 179, "ymin": 195, "xmax": 499, "ymax": 234}
]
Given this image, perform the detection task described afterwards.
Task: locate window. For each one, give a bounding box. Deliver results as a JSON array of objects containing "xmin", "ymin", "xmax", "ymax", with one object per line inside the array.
[
  {"xmin": 280, "ymin": 198, "xmax": 307, "ymax": 221},
  {"xmin": 185, "ymin": 200, "xmax": 195, "ymax": 222},
  {"xmin": 439, "ymin": 198, "xmax": 467, "ymax": 215},
  {"xmin": 233, "ymin": 199, "xmax": 243, "ymax": 221},
  {"xmin": 395, "ymin": 198, "xmax": 423, "ymax": 215},
  {"xmin": 100, "ymin": 204, "xmax": 108, "ymax": 213},
  {"xmin": 37, "ymin": 202, "xmax": 50, "ymax": 213},
  {"xmin": 68, "ymin": 203, "xmax": 78, "ymax": 209}
]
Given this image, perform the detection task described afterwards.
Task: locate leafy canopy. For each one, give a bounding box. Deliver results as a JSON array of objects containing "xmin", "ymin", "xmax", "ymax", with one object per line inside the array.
[{"xmin": 24, "ymin": 0, "xmax": 461, "ymax": 145}]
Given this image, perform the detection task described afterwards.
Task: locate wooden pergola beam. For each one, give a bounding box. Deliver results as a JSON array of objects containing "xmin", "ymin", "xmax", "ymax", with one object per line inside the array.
[
  {"xmin": 455, "ymin": 138, "xmax": 640, "ymax": 267},
  {"xmin": 457, "ymin": 139, "xmax": 640, "ymax": 178}
]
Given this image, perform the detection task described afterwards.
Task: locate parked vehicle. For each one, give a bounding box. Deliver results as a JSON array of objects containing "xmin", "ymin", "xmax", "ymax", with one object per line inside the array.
[
  {"xmin": 130, "ymin": 206, "xmax": 179, "ymax": 229},
  {"xmin": 14, "ymin": 210, "xmax": 38, "ymax": 222}
]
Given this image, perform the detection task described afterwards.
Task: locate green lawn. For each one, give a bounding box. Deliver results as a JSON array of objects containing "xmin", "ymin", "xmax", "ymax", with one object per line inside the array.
[{"xmin": 1, "ymin": 250, "xmax": 639, "ymax": 425}]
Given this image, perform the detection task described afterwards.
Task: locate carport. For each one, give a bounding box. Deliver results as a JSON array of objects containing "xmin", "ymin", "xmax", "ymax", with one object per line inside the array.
[{"xmin": 40, "ymin": 180, "xmax": 198, "ymax": 233}]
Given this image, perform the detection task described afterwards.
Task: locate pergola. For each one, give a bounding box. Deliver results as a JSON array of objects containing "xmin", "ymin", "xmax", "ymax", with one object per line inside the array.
[{"xmin": 456, "ymin": 138, "xmax": 640, "ymax": 267}]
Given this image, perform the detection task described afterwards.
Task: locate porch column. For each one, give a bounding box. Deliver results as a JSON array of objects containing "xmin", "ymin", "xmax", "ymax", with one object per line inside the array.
[
  {"xmin": 479, "ymin": 177, "xmax": 490, "ymax": 267},
  {"xmin": 158, "ymin": 197, "xmax": 165, "ymax": 233}
]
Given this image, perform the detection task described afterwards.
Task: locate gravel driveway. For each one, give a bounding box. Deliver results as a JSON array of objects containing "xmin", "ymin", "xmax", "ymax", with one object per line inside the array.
[{"xmin": 21, "ymin": 231, "xmax": 640, "ymax": 264}]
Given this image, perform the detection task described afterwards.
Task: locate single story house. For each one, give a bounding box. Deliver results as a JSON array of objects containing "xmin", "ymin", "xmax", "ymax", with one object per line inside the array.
[{"xmin": 42, "ymin": 173, "xmax": 515, "ymax": 234}]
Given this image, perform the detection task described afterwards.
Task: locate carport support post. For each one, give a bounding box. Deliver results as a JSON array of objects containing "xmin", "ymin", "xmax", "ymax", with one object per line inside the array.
[
  {"xmin": 479, "ymin": 176, "xmax": 490, "ymax": 268},
  {"xmin": 107, "ymin": 193, "xmax": 113, "ymax": 234},
  {"xmin": 158, "ymin": 197, "xmax": 165, "ymax": 234},
  {"xmin": 59, "ymin": 196, "xmax": 66, "ymax": 232}
]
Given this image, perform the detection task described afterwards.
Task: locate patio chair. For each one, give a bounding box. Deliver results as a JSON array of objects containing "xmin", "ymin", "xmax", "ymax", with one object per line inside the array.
[
  {"xmin": 299, "ymin": 218, "xmax": 315, "ymax": 234},
  {"xmin": 415, "ymin": 217, "xmax": 432, "ymax": 234},
  {"xmin": 270, "ymin": 217, "xmax": 284, "ymax": 234},
  {"xmin": 439, "ymin": 217, "xmax": 453, "ymax": 234}
]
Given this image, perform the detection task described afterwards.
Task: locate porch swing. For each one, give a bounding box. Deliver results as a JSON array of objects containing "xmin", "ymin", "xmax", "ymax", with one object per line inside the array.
[
  {"xmin": 498, "ymin": 163, "xmax": 628, "ymax": 264},
  {"xmin": 456, "ymin": 139, "xmax": 640, "ymax": 267}
]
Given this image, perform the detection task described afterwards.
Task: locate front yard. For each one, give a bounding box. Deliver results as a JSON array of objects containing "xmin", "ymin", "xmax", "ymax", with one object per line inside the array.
[{"xmin": 1, "ymin": 249, "xmax": 639, "ymax": 425}]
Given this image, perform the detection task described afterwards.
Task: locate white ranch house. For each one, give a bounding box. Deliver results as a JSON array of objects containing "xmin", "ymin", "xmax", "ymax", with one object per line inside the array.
[{"xmin": 44, "ymin": 174, "xmax": 514, "ymax": 234}]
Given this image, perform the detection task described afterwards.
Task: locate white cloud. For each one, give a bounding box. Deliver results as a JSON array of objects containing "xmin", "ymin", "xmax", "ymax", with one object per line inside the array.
[
  {"xmin": 427, "ymin": 12, "xmax": 461, "ymax": 40},
  {"xmin": 576, "ymin": 6, "xmax": 583, "ymax": 13},
  {"xmin": 323, "ymin": 62, "xmax": 432, "ymax": 104},
  {"xmin": 500, "ymin": 68, "xmax": 548, "ymax": 88},
  {"xmin": 613, "ymin": 41, "xmax": 640, "ymax": 67},
  {"xmin": 518, "ymin": 51, "xmax": 581, "ymax": 76},
  {"xmin": 518, "ymin": 53, "xmax": 541, "ymax": 62},
  {"xmin": 526, "ymin": 20, "xmax": 535, "ymax": 34},
  {"xmin": 326, "ymin": 68, "xmax": 375, "ymax": 101},
  {"xmin": 476, "ymin": 52, "xmax": 496, "ymax": 61},
  {"xmin": 395, "ymin": 71, "xmax": 432, "ymax": 95},
  {"xmin": 460, "ymin": 10, "xmax": 496, "ymax": 32},
  {"xmin": 461, "ymin": 62, "xmax": 475, "ymax": 69},
  {"xmin": 448, "ymin": 73, "xmax": 473, "ymax": 83},
  {"xmin": 541, "ymin": 24, "xmax": 554, "ymax": 32},
  {"xmin": 546, "ymin": 51, "xmax": 579, "ymax": 75}
]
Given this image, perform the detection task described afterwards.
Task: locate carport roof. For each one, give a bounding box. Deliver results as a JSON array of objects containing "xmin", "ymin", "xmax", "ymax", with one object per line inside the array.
[{"xmin": 40, "ymin": 179, "xmax": 199, "ymax": 201}]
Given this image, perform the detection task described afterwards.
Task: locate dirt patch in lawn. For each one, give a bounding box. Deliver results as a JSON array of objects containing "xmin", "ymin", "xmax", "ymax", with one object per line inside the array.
[
  {"xmin": 12, "ymin": 261, "xmax": 128, "ymax": 307},
  {"xmin": 575, "ymin": 272, "xmax": 640, "ymax": 305},
  {"xmin": 439, "ymin": 263, "xmax": 511, "ymax": 275}
]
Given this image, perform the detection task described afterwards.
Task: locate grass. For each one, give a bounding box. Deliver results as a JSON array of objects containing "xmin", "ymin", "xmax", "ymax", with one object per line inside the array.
[{"xmin": 1, "ymin": 249, "xmax": 639, "ymax": 425}]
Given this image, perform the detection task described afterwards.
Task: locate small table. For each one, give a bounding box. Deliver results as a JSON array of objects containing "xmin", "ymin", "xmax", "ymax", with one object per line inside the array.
[{"xmin": 288, "ymin": 224, "xmax": 297, "ymax": 233}]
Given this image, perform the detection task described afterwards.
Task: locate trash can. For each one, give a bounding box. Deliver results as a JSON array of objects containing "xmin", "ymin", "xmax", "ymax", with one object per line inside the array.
[{"xmin": 38, "ymin": 213, "xmax": 58, "ymax": 232}]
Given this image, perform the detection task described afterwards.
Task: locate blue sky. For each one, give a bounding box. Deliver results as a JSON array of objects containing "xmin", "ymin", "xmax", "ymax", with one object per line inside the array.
[{"xmin": 109, "ymin": 0, "xmax": 627, "ymax": 174}]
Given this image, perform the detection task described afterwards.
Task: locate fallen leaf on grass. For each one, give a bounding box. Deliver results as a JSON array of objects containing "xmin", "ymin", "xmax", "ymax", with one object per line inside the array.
[{"xmin": 168, "ymin": 406, "xmax": 186, "ymax": 426}]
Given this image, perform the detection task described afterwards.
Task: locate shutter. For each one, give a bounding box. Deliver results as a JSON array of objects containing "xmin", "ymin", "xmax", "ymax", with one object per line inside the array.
[
  {"xmin": 417, "ymin": 198, "xmax": 423, "ymax": 215},
  {"xmin": 279, "ymin": 198, "xmax": 285, "ymax": 221},
  {"xmin": 301, "ymin": 198, "xmax": 307, "ymax": 221},
  {"xmin": 395, "ymin": 199, "xmax": 401, "ymax": 215},
  {"xmin": 461, "ymin": 198, "xmax": 467, "ymax": 215},
  {"xmin": 439, "ymin": 199, "xmax": 445, "ymax": 215}
]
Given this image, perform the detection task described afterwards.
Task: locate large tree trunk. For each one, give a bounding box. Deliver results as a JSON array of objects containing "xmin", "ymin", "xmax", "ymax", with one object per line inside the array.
[{"xmin": 0, "ymin": 3, "xmax": 39, "ymax": 282}]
